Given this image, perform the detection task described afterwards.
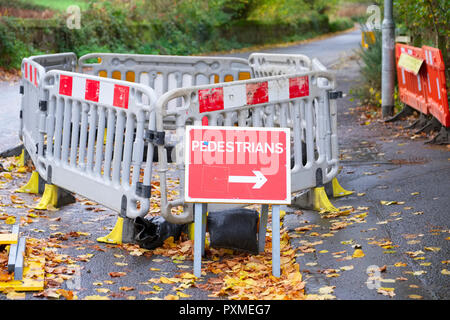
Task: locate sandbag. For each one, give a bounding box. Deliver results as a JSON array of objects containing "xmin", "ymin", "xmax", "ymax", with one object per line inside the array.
[
  {"xmin": 207, "ymin": 208, "xmax": 259, "ymax": 254},
  {"xmin": 134, "ymin": 216, "xmax": 186, "ymax": 250}
]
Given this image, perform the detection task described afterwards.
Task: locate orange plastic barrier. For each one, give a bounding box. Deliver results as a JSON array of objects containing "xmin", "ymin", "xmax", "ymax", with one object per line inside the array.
[
  {"xmin": 395, "ymin": 44, "xmax": 429, "ymax": 114},
  {"xmin": 422, "ymin": 46, "xmax": 449, "ymax": 127}
]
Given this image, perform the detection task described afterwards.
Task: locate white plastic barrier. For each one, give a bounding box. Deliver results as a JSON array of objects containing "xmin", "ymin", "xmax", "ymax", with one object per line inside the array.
[
  {"xmin": 35, "ymin": 70, "xmax": 157, "ymax": 218},
  {"xmin": 248, "ymin": 53, "xmax": 339, "ymax": 186},
  {"xmin": 19, "ymin": 52, "xmax": 342, "ymax": 227},
  {"xmin": 19, "ymin": 58, "xmax": 46, "ymax": 167},
  {"xmin": 155, "ymin": 70, "xmax": 339, "ymax": 224}
]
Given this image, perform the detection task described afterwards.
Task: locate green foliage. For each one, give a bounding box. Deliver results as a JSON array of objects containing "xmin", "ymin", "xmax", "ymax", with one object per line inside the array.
[
  {"xmin": 0, "ymin": 0, "xmax": 354, "ymax": 69},
  {"xmin": 0, "ymin": 0, "xmax": 47, "ymax": 11},
  {"xmin": 394, "ymin": 0, "xmax": 449, "ymax": 72},
  {"xmin": 352, "ymin": 29, "xmax": 383, "ymax": 107},
  {"xmin": 22, "ymin": 0, "xmax": 90, "ymax": 11},
  {"xmin": 0, "ymin": 19, "xmax": 43, "ymax": 69}
]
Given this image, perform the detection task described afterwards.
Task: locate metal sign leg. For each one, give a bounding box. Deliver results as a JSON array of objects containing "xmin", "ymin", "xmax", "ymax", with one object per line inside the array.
[
  {"xmin": 193, "ymin": 203, "xmax": 207, "ymax": 277},
  {"xmin": 258, "ymin": 204, "xmax": 269, "ymax": 253},
  {"xmin": 272, "ymin": 205, "xmax": 281, "ymax": 277}
]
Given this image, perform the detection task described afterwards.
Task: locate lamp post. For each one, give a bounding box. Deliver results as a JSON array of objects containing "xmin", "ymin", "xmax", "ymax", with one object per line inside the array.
[{"xmin": 381, "ymin": 0, "xmax": 395, "ymax": 118}]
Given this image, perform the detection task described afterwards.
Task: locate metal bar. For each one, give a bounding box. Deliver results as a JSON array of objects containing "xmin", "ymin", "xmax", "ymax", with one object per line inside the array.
[
  {"xmin": 272, "ymin": 205, "xmax": 281, "ymax": 277},
  {"xmin": 258, "ymin": 204, "xmax": 269, "ymax": 253},
  {"xmin": 7, "ymin": 225, "xmax": 20, "ymax": 272},
  {"xmin": 193, "ymin": 203, "xmax": 207, "ymax": 277},
  {"xmin": 14, "ymin": 237, "xmax": 26, "ymax": 281}
]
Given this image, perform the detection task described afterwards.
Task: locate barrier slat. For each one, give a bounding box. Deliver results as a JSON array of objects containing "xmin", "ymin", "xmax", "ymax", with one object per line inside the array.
[{"xmin": 422, "ymin": 46, "xmax": 449, "ymax": 127}]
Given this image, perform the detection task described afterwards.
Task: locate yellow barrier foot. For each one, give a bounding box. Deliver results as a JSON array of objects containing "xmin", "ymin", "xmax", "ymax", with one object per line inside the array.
[
  {"xmin": 17, "ymin": 149, "xmax": 25, "ymax": 167},
  {"xmin": 35, "ymin": 184, "xmax": 58, "ymax": 210},
  {"xmin": 97, "ymin": 216, "xmax": 124, "ymax": 244},
  {"xmin": 331, "ymin": 178, "xmax": 354, "ymax": 198},
  {"xmin": 16, "ymin": 171, "xmax": 42, "ymax": 194},
  {"xmin": 313, "ymin": 186, "xmax": 339, "ymax": 213},
  {"xmin": 14, "ymin": 171, "xmax": 45, "ymax": 194},
  {"xmin": 33, "ymin": 183, "xmax": 76, "ymax": 210}
]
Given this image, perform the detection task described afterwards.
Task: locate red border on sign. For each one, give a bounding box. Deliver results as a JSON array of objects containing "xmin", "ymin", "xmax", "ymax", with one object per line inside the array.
[{"xmin": 185, "ymin": 125, "xmax": 291, "ymax": 205}]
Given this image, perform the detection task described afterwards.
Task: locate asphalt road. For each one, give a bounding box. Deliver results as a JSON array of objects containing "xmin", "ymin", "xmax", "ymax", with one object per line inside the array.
[{"xmin": 1, "ymin": 28, "xmax": 449, "ymax": 302}]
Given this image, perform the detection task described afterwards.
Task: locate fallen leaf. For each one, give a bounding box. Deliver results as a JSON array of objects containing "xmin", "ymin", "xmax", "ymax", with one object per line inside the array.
[
  {"xmin": 6, "ymin": 291, "xmax": 26, "ymax": 300},
  {"xmin": 394, "ymin": 262, "xmax": 407, "ymax": 267},
  {"xmin": 318, "ymin": 286, "xmax": 335, "ymax": 295},
  {"xmin": 377, "ymin": 287, "xmax": 395, "ymax": 298},
  {"xmin": 408, "ymin": 294, "xmax": 422, "ymax": 299},
  {"xmin": 5, "ymin": 216, "xmax": 16, "ymax": 225},
  {"xmin": 424, "ymin": 247, "xmax": 440, "ymax": 252},
  {"xmin": 340, "ymin": 265, "xmax": 354, "ymax": 271},
  {"xmin": 352, "ymin": 249, "xmax": 365, "ymax": 258},
  {"xmin": 114, "ymin": 262, "xmax": 128, "ymax": 266},
  {"xmin": 441, "ymin": 269, "xmax": 450, "ymax": 275},
  {"xmin": 96, "ymin": 288, "xmax": 110, "ymax": 294},
  {"xmin": 83, "ymin": 295, "xmax": 110, "ymax": 300},
  {"xmin": 109, "ymin": 272, "xmax": 127, "ymax": 278},
  {"xmin": 56, "ymin": 289, "xmax": 74, "ymax": 300},
  {"xmin": 119, "ymin": 287, "xmax": 135, "ymax": 291},
  {"xmin": 176, "ymin": 291, "xmax": 191, "ymax": 298}
]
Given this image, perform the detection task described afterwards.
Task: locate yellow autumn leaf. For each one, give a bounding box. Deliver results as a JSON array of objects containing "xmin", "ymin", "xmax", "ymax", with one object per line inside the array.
[
  {"xmin": 352, "ymin": 249, "xmax": 365, "ymax": 258},
  {"xmin": 180, "ymin": 272, "xmax": 197, "ymax": 279},
  {"xmin": 408, "ymin": 294, "xmax": 422, "ymax": 299},
  {"xmin": 394, "ymin": 262, "xmax": 407, "ymax": 267},
  {"xmin": 340, "ymin": 265, "xmax": 354, "ymax": 271},
  {"xmin": 6, "ymin": 291, "xmax": 26, "ymax": 300},
  {"xmin": 114, "ymin": 262, "xmax": 128, "ymax": 266},
  {"xmin": 441, "ymin": 269, "xmax": 450, "ymax": 275},
  {"xmin": 84, "ymin": 295, "xmax": 110, "ymax": 300},
  {"xmin": 160, "ymin": 277, "xmax": 176, "ymax": 284},
  {"xmin": 5, "ymin": 216, "xmax": 16, "ymax": 225},
  {"xmin": 318, "ymin": 286, "xmax": 335, "ymax": 295},
  {"xmin": 164, "ymin": 294, "xmax": 179, "ymax": 300},
  {"xmin": 96, "ymin": 288, "xmax": 110, "ymax": 294},
  {"xmin": 176, "ymin": 291, "xmax": 191, "ymax": 298},
  {"xmin": 424, "ymin": 247, "xmax": 440, "ymax": 252}
]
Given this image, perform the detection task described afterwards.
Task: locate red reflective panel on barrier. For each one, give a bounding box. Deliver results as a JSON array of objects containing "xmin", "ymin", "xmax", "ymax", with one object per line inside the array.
[
  {"xmin": 289, "ymin": 76, "xmax": 309, "ymax": 98},
  {"xmin": 113, "ymin": 84, "xmax": 129, "ymax": 109},
  {"xmin": 198, "ymin": 87, "xmax": 224, "ymax": 113},
  {"xmin": 246, "ymin": 82, "xmax": 269, "ymax": 105},
  {"xmin": 85, "ymin": 79, "xmax": 100, "ymax": 102},
  {"xmin": 59, "ymin": 75, "xmax": 73, "ymax": 96}
]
